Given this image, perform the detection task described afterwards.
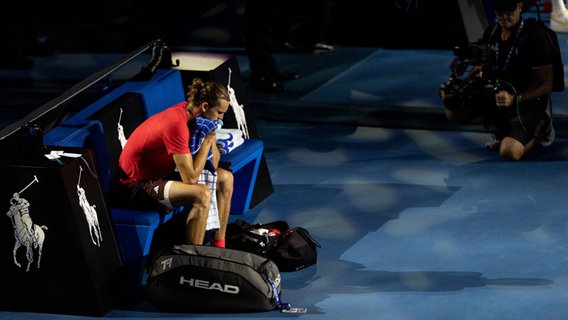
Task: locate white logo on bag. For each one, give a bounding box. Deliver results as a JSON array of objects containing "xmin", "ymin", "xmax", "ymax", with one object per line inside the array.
[
  {"xmin": 160, "ymin": 257, "xmax": 173, "ymax": 270},
  {"xmin": 179, "ymin": 276, "xmax": 240, "ymax": 294},
  {"xmin": 274, "ymin": 273, "xmax": 281, "ymax": 287}
]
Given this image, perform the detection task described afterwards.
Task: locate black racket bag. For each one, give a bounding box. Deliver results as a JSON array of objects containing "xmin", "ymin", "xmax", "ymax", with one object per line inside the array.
[{"xmin": 146, "ymin": 244, "xmax": 287, "ymax": 313}]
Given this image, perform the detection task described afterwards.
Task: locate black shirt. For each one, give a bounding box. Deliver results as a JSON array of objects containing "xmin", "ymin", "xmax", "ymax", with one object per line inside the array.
[{"xmin": 482, "ymin": 17, "xmax": 554, "ymax": 95}]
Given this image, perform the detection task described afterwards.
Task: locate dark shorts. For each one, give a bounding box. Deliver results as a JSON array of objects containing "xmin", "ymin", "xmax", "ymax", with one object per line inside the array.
[
  {"xmin": 493, "ymin": 97, "xmax": 549, "ymax": 145},
  {"xmin": 122, "ymin": 179, "xmax": 174, "ymax": 214}
]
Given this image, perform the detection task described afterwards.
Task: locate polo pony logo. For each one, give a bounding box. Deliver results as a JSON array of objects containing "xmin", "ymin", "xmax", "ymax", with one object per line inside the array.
[
  {"xmin": 117, "ymin": 107, "xmax": 128, "ymax": 149},
  {"xmin": 227, "ymin": 68, "xmax": 249, "ymax": 138},
  {"xmin": 5, "ymin": 175, "xmax": 48, "ymax": 272},
  {"xmin": 77, "ymin": 166, "xmax": 102, "ymax": 247}
]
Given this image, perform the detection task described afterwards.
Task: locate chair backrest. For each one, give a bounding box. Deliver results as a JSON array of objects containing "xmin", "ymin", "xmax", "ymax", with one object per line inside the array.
[{"xmin": 87, "ymin": 92, "xmax": 147, "ymax": 192}]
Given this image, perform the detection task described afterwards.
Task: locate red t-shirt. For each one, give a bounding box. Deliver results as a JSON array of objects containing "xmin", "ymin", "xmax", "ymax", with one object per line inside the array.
[{"xmin": 118, "ymin": 101, "xmax": 191, "ymax": 184}]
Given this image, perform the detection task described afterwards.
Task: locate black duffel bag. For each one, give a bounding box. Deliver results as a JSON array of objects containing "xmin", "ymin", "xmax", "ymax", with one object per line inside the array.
[
  {"xmin": 146, "ymin": 244, "xmax": 290, "ymax": 313},
  {"xmin": 268, "ymin": 227, "xmax": 321, "ymax": 272},
  {"xmin": 226, "ymin": 220, "xmax": 321, "ymax": 272},
  {"xmin": 225, "ymin": 220, "xmax": 290, "ymax": 256}
]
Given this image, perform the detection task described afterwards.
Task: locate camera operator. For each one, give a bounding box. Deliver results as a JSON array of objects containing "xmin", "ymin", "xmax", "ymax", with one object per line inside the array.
[{"xmin": 440, "ymin": 0, "xmax": 555, "ymax": 161}]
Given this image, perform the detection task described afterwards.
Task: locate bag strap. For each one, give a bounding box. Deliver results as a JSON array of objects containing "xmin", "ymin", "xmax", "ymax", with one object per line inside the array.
[
  {"xmin": 266, "ymin": 275, "xmax": 291, "ymax": 311},
  {"xmin": 293, "ymin": 227, "xmax": 322, "ymax": 248},
  {"xmin": 535, "ymin": 0, "xmax": 542, "ymax": 22},
  {"xmin": 234, "ymin": 219, "xmax": 251, "ymax": 229}
]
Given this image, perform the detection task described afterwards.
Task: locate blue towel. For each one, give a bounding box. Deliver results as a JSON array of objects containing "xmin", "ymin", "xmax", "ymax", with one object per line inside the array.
[
  {"xmin": 188, "ymin": 116, "xmax": 220, "ymax": 231},
  {"xmin": 188, "ymin": 116, "xmax": 217, "ymax": 173}
]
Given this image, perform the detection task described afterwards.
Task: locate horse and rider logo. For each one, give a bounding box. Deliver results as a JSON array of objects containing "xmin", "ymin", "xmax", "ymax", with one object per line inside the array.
[
  {"xmin": 227, "ymin": 67, "xmax": 249, "ymax": 139},
  {"xmin": 6, "ymin": 175, "xmax": 47, "ymax": 272},
  {"xmin": 117, "ymin": 107, "xmax": 128, "ymax": 149},
  {"xmin": 5, "ymin": 163, "xmax": 104, "ymax": 272},
  {"xmin": 77, "ymin": 165, "xmax": 103, "ymax": 247}
]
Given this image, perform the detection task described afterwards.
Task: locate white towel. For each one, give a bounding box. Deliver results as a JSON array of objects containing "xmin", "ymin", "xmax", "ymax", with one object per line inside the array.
[
  {"xmin": 198, "ymin": 170, "xmax": 220, "ymax": 231},
  {"xmin": 216, "ymin": 128, "xmax": 245, "ymax": 155}
]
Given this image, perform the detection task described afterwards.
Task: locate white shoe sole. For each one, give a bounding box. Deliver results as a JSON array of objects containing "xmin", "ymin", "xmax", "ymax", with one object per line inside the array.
[
  {"xmin": 540, "ymin": 125, "xmax": 555, "ymax": 147},
  {"xmin": 550, "ymin": 16, "xmax": 568, "ymax": 33}
]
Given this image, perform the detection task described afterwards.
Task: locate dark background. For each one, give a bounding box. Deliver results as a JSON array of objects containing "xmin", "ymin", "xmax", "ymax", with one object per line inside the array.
[{"xmin": 24, "ymin": 0, "xmax": 476, "ymax": 54}]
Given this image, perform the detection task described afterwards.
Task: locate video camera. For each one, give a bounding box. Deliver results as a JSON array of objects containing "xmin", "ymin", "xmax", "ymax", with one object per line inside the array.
[
  {"xmin": 449, "ymin": 40, "xmax": 490, "ymax": 77},
  {"xmin": 441, "ymin": 40, "xmax": 499, "ymax": 110}
]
